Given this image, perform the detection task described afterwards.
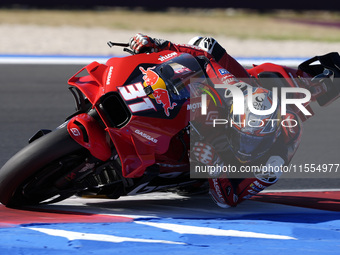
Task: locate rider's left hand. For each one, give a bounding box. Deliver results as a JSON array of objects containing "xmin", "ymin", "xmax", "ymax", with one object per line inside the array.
[{"xmin": 129, "ymin": 33, "xmax": 159, "ymax": 54}]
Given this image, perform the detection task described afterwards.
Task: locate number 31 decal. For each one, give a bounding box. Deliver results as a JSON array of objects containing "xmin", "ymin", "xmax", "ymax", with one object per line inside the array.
[{"xmin": 118, "ymin": 82, "xmax": 155, "ymax": 113}]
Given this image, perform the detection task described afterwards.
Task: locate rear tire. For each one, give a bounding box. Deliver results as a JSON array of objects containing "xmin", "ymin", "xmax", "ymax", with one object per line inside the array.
[{"xmin": 0, "ymin": 126, "xmax": 87, "ymax": 207}]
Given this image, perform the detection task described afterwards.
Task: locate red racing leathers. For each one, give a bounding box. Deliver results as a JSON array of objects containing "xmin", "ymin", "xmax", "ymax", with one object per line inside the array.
[{"xmin": 129, "ymin": 34, "xmax": 302, "ymax": 208}]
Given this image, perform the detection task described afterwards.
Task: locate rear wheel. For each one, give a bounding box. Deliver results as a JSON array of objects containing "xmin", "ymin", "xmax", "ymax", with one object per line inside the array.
[{"xmin": 0, "ymin": 126, "xmax": 91, "ymax": 207}]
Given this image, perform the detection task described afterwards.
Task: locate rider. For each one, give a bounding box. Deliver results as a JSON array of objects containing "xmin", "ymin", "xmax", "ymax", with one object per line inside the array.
[
  {"xmin": 129, "ymin": 33, "xmax": 302, "ymax": 208},
  {"xmin": 129, "ymin": 33, "xmax": 250, "ymax": 80}
]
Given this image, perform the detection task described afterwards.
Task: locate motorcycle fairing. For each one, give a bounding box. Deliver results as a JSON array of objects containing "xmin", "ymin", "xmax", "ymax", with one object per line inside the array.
[
  {"xmin": 67, "ymin": 113, "xmax": 111, "ymax": 161},
  {"xmin": 68, "ymin": 51, "xmax": 185, "ymax": 112},
  {"xmin": 68, "ymin": 52, "xmax": 196, "ymax": 178},
  {"xmin": 116, "ymin": 80, "xmax": 185, "ymax": 119},
  {"xmin": 107, "ymin": 106, "xmax": 190, "ymax": 178},
  {"xmin": 104, "ymin": 51, "xmax": 180, "ymax": 90},
  {"xmin": 68, "ymin": 61, "xmax": 109, "ymax": 105}
]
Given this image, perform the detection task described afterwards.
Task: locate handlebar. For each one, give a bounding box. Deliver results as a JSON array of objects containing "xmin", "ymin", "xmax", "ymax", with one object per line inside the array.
[
  {"xmin": 107, "ymin": 41, "xmax": 134, "ymax": 55},
  {"xmin": 107, "ymin": 41, "xmax": 129, "ymax": 48}
]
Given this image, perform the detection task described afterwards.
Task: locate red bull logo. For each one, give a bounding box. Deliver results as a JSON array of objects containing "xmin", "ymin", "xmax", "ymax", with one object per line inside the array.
[
  {"xmin": 140, "ymin": 66, "xmax": 177, "ymax": 116},
  {"xmin": 153, "ymin": 89, "xmax": 177, "ymax": 116},
  {"xmin": 140, "ymin": 66, "xmax": 159, "ymax": 86}
]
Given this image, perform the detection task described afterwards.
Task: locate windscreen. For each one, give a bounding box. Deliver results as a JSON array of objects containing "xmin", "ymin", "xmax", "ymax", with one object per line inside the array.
[{"xmin": 155, "ymin": 53, "xmax": 207, "ymax": 101}]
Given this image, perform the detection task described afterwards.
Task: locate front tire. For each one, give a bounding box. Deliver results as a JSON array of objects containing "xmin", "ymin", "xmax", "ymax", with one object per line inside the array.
[{"xmin": 0, "ymin": 126, "xmax": 87, "ymax": 207}]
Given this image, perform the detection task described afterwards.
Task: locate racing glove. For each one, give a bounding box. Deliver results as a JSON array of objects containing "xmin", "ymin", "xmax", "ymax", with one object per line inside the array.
[
  {"xmin": 129, "ymin": 33, "xmax": 170, "ymax": 54},
  {"xmin": 192, "ymin": 141, "xmax": 226, "ymax": 179},
  {"xmin": 192, "ymin": 142, "xmax": 219, "ymax": 165}
]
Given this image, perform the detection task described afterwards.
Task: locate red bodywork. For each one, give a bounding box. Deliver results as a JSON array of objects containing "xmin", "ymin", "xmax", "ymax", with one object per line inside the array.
[
  {"xmin": 68, "ymin": 51, "xmax": 189, "ymax": 178},
  {"xmin": 66, "ymin": 51, "xmax": 323, "ymax": 179},
  {"xmin": 67, "ymin": 113, "xmax": 111, "ymax": 161}
]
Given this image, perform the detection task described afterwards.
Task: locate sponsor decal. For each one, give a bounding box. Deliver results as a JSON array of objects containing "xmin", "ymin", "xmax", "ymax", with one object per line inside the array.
[
  {"xmin": 218, "ymin": 68, "xmax": 230, "ymax": 75},
  {"xmin": 118, "ymin": 65, "xmax": 179, "ymax": 116},
  {"xmin": 140, "ymin": 66, "xmax": 177, "ymax": 116},
  {"xmin": 140, "ymin": 66, "xmax": 159, "ymax": 87},
  {"xmin": 134, "ymin": 129, "xmax": 158, "ymax": 143},
  {"xmin": 187, "ymin": 102, "xmax": 201, "ymax": 111},
  {"xmin": 153, "ymin": 89, "xmax": 177, "ymax": 116},
  {"xmin": 70, "ymin": 128, "xmax": 81, "ymax": 137},
  {"xmin": 106, "ymin": 66, "xmax": 114, "ymax": 85},
  {"xmin": 158, "ymin": 52, "xmax": 178, "ymax": 62},
  {"xmin": 212, "ymin": 179, "xmax": 226, "ymax": 203},
  {"xmin": 118, "ymin": 82, "xmax": 155, "ymax": 113},
  {"xmin": 249, "ymin": 183, "xmax": 263, "ymax": 192},
  {"xmin": 253, "ymin": 180, "xmax": 268, "ymax": 189}
]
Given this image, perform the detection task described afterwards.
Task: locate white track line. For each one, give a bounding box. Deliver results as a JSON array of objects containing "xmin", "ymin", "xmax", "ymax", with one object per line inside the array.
[
  {"xmin": 26, "ymin": 227, "xmax": 186, "ymax": 245},
  {"xmin": 0, "ymin": 55, "xmax": 305, "ymax": 66},
  {"xmin": 136, "ymin": 221, "xmax": 297, "ymax": 240}
]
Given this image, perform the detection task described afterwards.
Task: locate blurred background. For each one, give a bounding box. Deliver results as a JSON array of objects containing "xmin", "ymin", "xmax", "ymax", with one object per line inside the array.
[
  {"xmin": 1, "ymin": 1, "xmax": 340, "ymax": 11},
  {"xmin": 0, "ymin": 1, "xmax": 340, "ymax": 57}
]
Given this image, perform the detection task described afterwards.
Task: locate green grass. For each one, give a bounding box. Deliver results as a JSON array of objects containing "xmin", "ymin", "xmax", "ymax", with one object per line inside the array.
[{"xmin": 1, "ymin": 8, "xmax": 340, "ymax": 41}]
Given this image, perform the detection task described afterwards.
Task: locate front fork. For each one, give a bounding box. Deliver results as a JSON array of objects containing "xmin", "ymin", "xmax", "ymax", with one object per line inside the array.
[{"xmin": 67, "ymin": 113, "xmax": 111, "ymax": 162}]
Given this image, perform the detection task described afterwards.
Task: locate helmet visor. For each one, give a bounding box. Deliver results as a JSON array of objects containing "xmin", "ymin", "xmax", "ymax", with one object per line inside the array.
[{"xmin": 228, "ymin": 126, "xmax": 277, "ymax": 163}]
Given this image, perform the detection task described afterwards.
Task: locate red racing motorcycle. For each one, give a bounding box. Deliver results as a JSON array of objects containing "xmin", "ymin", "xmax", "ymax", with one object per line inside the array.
[{"xmin": 0, "ymin": 42, "xmax": 339, "ymax": 207}]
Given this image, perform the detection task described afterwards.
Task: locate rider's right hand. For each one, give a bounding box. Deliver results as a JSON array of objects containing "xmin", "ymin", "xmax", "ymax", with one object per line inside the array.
[
  {"xmin": 192, "ymin": 142, "xmax": 218, "ymax": 165},
  {"xmin": 129, "ymin": 33, "xmax": 159, "ymax": 54}
]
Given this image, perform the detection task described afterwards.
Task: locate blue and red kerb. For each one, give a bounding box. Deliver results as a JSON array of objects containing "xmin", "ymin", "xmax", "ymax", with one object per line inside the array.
[
  {"xmin": 0, "ymin": 205, "xmax": 133, "ymax": 227},
  {"xmin": 252, "ymin": 191, "xmax": 340, "ymax": 212},
  {"xmin": 1, "ymin": 191, "xmax": 339, "ymax": 227}
]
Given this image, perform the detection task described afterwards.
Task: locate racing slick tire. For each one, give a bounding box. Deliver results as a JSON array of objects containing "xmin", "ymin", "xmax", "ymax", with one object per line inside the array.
[{"xmin": 0, "ymin": 126, "xmax": 86, "ymax": 207}]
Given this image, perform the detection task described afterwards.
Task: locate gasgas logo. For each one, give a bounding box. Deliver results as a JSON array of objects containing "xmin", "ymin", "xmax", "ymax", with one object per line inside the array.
[
  {"xmin": 106, "ymin": 66, "xmax": 114, "ymax": 85},
  {"xmin": 134, "ymin": 129, "xmax": 158, "ymax": 143}
]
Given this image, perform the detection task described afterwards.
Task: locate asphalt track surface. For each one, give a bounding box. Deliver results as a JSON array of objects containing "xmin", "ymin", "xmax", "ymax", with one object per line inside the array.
[{"xmin": 0, "ymin": 63, "xmax": 340, "ymax": 254}]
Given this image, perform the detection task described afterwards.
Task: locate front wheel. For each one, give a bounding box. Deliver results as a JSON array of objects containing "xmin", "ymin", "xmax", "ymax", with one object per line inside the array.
[{"xmin": 0, "ymin": 126, "xmax": 91, "ymax": 207}]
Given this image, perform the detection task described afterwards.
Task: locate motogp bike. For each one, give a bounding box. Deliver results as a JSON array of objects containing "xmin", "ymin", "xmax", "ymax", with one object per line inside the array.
[{"xmin": 0, "ymin": 42, "xmax": 339, "ymax": 207}]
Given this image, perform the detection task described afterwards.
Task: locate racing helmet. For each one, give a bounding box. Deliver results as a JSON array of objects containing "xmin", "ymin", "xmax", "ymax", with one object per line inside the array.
[
  {"xmin": 188, "ymin": 36, "xmax": 203, "ymax": 46},
  {"xmin": 187, "ymin": 36, "xmax": 217, "ymax": 55},
  {"xmin": 227, "ymin": 86, "xmax": 282, "ymax": 163}
]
